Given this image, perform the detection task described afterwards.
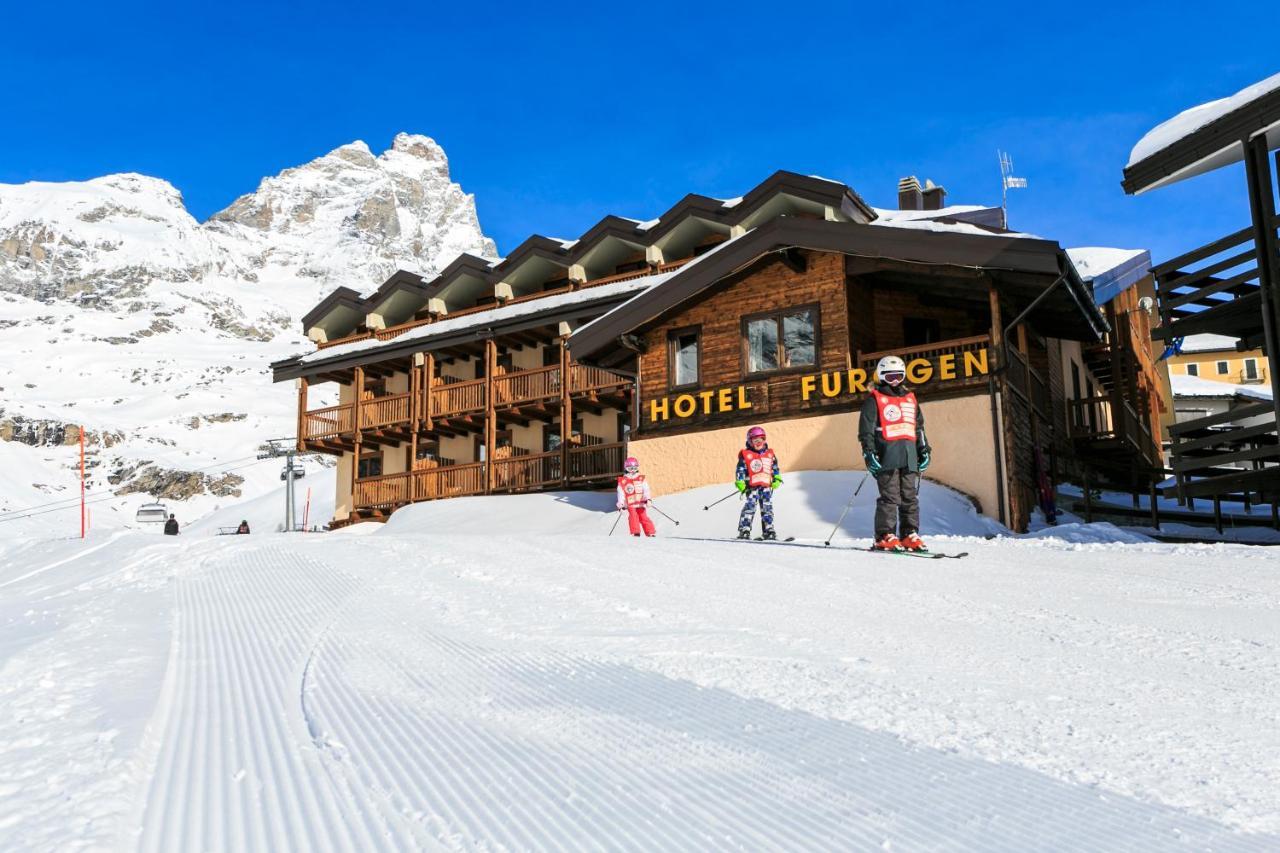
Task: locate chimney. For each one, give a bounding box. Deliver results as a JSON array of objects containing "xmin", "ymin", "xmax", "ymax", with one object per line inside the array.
[
  {"xmin": 921, "ymin": 179, "xmax": 946, "ymax": 211},
  {"xmin": 897, "ymin": 176, "xmax": 923, "ymax": 211}
]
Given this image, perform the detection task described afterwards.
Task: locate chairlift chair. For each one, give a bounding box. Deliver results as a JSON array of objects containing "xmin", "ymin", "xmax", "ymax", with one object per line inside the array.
[{"xmin": 135, "ymin": 502, "xmax": 169, "ymax": 524}]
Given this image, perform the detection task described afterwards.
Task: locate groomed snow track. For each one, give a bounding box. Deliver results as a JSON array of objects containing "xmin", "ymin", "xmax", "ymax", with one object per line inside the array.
[{"xmin": 127, "ymin": 542, "xmax": 1274, "ymax": 851}]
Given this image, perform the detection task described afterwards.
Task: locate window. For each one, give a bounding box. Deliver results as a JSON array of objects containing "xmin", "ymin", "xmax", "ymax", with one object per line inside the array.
[
  {"xmin": 1244, "ymin": 358, "xmax": 1259, "ymax": 380},
  {"xmin": 357, "ymin": 453, "xmax": 382, "ymax": 479},
  {"xmin": 903, "ymin": 317, "xmax": 941, "ymax": 347},
  {"xmin": 667, "ymin": 326, "xmax": 701, "ymax": 389},
  {"xmin": 1071, "ymin": 361, "xmax": 1082, "ymax": 401},
  {"xmin": 1186, "ymin": 363, "xmax": 1199, "ymax": 376},
  {"xmin": 543, "ymin": 345, "xmax": 560, "ymax": 367},
  {"xmin": 743, "ymin": 305, "xmax": 819, "ymax": 376},
  {"xmin": 1216, "ymin": 360, "xmax": 1229, "ymax": 375}
]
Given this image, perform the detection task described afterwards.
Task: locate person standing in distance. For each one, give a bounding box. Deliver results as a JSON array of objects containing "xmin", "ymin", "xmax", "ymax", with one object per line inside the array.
[{"xmin": 858, "ymin": 356, "xmax": 931, "ymax": 551}]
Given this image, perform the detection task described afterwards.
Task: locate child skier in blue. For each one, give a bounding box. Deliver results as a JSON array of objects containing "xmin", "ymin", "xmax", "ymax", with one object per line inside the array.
[{"xmin": 736, "ymin": 426, "xmax": 782, "ymax": 540}]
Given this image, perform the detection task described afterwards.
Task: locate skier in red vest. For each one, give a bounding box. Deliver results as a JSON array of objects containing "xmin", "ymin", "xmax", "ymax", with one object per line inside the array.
[
  {"xmin": 736, "ymin": 426, "xmax": 782, "ymax": 540},
  {"xmin": 616, "ymin": 456, "xmax": 656, "ymax": 537},
  {"xmin": 859, "ymin": 355, "xmax": 932, "ymax": 551}
]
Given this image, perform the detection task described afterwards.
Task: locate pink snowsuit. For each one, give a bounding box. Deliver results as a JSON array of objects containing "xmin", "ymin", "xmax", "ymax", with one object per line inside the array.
[{"xmin": 616, "ymin": 474, "xmax": 656, "ymax": 536}]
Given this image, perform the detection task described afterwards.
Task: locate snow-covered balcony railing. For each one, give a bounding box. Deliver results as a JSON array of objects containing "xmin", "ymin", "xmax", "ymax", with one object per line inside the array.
[
  {"xmin": 857, "ymin": 335, "xmax": 992, "ymax": 395},
  {"xmin": 302, "ymin": 403, "xmax": 354, "ymax": 440}
]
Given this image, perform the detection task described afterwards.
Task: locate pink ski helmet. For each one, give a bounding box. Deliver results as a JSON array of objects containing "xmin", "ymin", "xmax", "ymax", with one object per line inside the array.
[
  {"xmin": 746, "ymin": 426, "xmax": 767, "ymax": 442},
  {"xmin": 623, "ymin": 456, "xmax": 640, "ymax": 472}
]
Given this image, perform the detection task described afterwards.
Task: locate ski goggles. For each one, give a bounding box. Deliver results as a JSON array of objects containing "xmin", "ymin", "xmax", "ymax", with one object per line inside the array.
[
  {"xmin": 624, "ymin": 464, "xmax": 640, "ymax": 473},
  {"xmin": 881, "ymin": 370, "xmax": 905, "ymax": 384}
]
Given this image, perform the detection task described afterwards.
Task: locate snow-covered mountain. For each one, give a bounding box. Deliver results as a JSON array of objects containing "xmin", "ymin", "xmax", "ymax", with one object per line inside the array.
[{"xmin": 0, "ymin": 133, "xmax": 496, "ymax": 532}]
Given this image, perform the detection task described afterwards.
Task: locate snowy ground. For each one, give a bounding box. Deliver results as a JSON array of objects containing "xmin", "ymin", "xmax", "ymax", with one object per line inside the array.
[{"xmin": 2, "ymin": 472, "xmax": 1278, "ymax": 850}]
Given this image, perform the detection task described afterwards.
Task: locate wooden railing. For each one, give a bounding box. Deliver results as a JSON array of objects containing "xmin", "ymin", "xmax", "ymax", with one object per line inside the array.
[
  {"xmin": 1069, "ymin": 394, "xmax": 1153, "ymax": 447},
  {"xmin": 492, "ymin": 450, "xmax": 562, "ymax": 491},
  {"xmin": 567, "ymin": 441, "xmax": 625, "ymax": 481},
  {"xmin": 570, "ymin": 364, "xmax": 632, "ymax": 393},
  {"xmin": 302, "ymin": 404, "xmax": 353, "ymax": 440},
  {"xmin": 857, "ymin": 335, "xmax": 992, "ymax": 390},
  {"xmin": 1151, "ymin": 216, "xmax": 1279, "ymax": 337},
  {"xmin": 354, "ymin": 461, "xmax": 487, "ymax": 509},
  {"xmin": 1003, "ymin": 345, "xmax": 1051, "ymax": 419},
  {"xmin": 359, "ymin": 392, "xmax": 411, "ymax": 429},
  {"xmin": 493, "ymin": 365, "xmax": 561, "ymax": 406},
  {"xmin": 431, "ymin": 377, "xmax": 486, "ymax": 416}
]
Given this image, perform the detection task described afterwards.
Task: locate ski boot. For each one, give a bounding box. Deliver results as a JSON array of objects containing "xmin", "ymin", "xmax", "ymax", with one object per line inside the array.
[
  {"xmin": 737, "ymin": 530, "xmax": 752, "ymax": 540},
  {"xmin": 900, "ymin": 533, "xmax": 927, "ymax": 552},
  {"xmin": 873, "ymin": 534, "xmax": 902, "ymax": 551},
  {"xmin": 761, "ymin": 530, "xmax": 777, "ymax": 541}
]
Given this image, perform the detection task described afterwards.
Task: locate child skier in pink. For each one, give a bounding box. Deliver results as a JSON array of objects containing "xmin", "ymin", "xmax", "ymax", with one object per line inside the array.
[{"xmin": 616, "ymin": 456, "xmax": 656, "ymax": 537}]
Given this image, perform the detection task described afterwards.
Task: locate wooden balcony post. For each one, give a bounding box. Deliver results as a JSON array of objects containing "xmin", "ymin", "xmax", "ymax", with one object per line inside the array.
[
  {"xmin": 560, "ymin": 339, "xmax": 571, "ymax": 486},
  {"xmin": 484, "ymin": 339, "xmax": 496, "ymax": 494},
  {"xmin": 351, "ymin": 365, "xmax": 364, "ymax": 504},
  {"xmin": 296, "ymin": 377, "xmax": 308, "ymax": 452},
  {"xmin": 424, "ymin": 352, "xmax": 435, "ymax": 431}
]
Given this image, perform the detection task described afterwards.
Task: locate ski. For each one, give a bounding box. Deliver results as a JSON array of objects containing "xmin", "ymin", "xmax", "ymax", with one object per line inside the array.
[
  {"xmin": 755, "ymin": 536, "xmax": 796, "ymax": 542},
  {"xmin": 865, "ymin": 548, "xmax": 968, "ymax": 560}
]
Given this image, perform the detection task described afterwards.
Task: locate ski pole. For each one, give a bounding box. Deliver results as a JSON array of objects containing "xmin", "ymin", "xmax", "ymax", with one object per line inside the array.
[
  {"xmin": 703, "ymin": 491, "xmax": 740, "ymax": 510},
  {"xmin": 824, "ymin": 472, "xmax": 871, "ymax": 546},
  {"xmin": 609, "ymin": 510, "xmax": 624, "ymax": 536},
  {"xmin": 647, "ymin": 502, "xmax": 680, "ymax": 525}
]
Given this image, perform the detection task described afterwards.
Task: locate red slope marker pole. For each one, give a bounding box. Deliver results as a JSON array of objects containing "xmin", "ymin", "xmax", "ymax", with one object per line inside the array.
[{"xmin": 303, "ymin": 488, "xmax": 311, "ymax": 531}]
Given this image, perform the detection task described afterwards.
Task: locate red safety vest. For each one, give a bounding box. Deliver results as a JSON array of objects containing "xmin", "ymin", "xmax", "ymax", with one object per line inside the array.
[
  {"xmin": 618, "ymin": 474, "xmax": 647, "ymax": 507},
  {"xmin": 739, "ymin": 448, "xmax": 776, "ymax": 488},
  {"xmin": 872, "ymin": 389, "xmax": 919, "ymax": 442}
]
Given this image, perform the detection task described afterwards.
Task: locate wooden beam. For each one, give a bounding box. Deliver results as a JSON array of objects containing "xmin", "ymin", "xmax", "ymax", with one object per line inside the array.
[
  {"xmin": 424, "ymin": 352, "xmax": 435, "ymax": 431},
  {"xmin": 561, "ymin": 338, "xmax": 571, "ymax": 487},
  {"xmin": 351, "ymin": 365, "xmax": 364, "ymax": 504},
  {"xmin": 484, "ymin": 338, "xmax": 496, "ymax": 494},
  {"xmin": 296, "ymin": 377, "xmax": 308, "ymax": 452}
]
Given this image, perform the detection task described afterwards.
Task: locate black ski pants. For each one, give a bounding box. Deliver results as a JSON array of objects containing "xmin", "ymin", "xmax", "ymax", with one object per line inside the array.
[{"xmin": 874, "ymin": 468, "xmax": 920, "ymax": 539}]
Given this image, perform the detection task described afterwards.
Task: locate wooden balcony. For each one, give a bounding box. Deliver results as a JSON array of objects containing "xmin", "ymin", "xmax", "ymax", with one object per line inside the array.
[
  {"xmin": 359, "ymin": 392, "xmax": 411, "ymax": 429},
  {"xmin": 493, "ymin": 365, "xmax": 560, "ymax": 407},
  {"xmin": 302, "ymin": 404, "xmax": 353, "ymax": 440},
  {"xmin": 353, "ymin": 442, "xmax": 626, "ymax": 515},
  {"xmin": 431, "ymin": 376, "xmax": 486, "ymax": 417}
]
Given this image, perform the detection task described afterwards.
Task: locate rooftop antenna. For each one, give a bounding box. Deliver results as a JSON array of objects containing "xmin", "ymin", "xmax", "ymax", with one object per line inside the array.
[{"xmin": 998, "ymin": 150, "xmax": 1027, "ymax": 229}]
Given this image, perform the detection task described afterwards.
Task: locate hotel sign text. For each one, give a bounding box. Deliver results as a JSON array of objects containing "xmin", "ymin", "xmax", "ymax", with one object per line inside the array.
[{"xmin": 647, "ymin": 347, "xmax": 989, "ymax": 425}]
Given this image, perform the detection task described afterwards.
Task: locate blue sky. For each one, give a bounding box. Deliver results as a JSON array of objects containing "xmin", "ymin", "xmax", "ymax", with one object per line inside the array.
[{"xmin": 3, "ymin": 1, "xmax": 1274, "ymax": 263}]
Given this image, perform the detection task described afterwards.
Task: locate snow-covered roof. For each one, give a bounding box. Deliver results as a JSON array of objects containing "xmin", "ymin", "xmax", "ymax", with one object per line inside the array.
[
  {"xmin": 1169, "ymin": 373, "xmax": 1272, "ymax": 400},
  {"xmin": 1126, "ymin": 72, "xmax": 1280, "ymax": 193},
  {"xmin": 1065, "ymin": 247, "xmax": 1151, "ymax": 305},
  {"xmin": 868, "ymin": 217, "xmax": 1040, "ymax": 240},
  {"xmin": 1179, "ymin": 333, "xmax": 1243, "ymax": 354},
  {"xmin": 872, "ymin": 205, "xmax": 991, "ymax": 222},
  {"xmin": 299, "ymin": 273, "xmax": 671, "ymax": 366}
]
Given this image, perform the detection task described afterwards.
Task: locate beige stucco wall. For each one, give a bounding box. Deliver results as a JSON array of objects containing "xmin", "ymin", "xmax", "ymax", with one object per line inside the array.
[
  {"xmin": 628, "ymin": 393, "xmax": 1001, "ymax": 521},
  {"xmin": 439, "ymin": 356, "xmax": 475, "ymax": 383},
  {"xmin": 386, "ymin": 371, "xmax": 409, "ymax": 394},
  {"xmin": 579, "ymin": 409, "xmax": 620, "ymax": 443},
  {"xmin": 382, "ymin": 441, "xmax": 409, "ymax": 475},
  {"xmin": 439, "ymin": 433, "xmax": 474, "ymax": 463},
  {"xmin": 511, "ymin": 344, "xmax": 546, "ymax": 371},
  {"xmin": 334, "ymin": 453, "xmax": 353, "ymax": 520},
  {"xmin": 510, "ymin": 422, "xmax": 543, "ymax": 453}
]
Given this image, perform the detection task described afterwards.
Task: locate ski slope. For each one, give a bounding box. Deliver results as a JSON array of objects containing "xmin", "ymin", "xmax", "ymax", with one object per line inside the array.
[{"xmin": 1, "ymin": 473, "xmax": 1278, "ymax": 850}]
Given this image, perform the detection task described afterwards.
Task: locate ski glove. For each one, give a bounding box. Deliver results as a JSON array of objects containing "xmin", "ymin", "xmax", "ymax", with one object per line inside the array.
[
  {"xmin": 918, "ymin": 446, "xmax": 932, "ymax": 473},
  {"xmin": 864, "ymin": 450, "xmax": 882, "ymax": 476},
  {"xmin": 771, "ymin": 476, "xmax": 782, "ymax": 490},
  {"xmin": 735, "ymin": 479, "xmax": 748, "ymax": 494}
]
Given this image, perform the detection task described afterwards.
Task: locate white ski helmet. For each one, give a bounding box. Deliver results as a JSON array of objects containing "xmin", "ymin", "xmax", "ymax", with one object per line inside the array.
[{"xmin": 876, "ymin": 355, "xmax": 907, "ymax": 383}]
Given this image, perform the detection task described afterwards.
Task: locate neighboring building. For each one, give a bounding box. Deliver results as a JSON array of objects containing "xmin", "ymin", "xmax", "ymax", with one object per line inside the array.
[
  {"xmin": 1123, "ymin": 71, "xmax": 1280, "ymax": 507},
  {"xmin": 274, "ymin": 171, "xmax": 1167, "ymax": 531},
  {"xmin": 1165, "ymin": 335, "xmax": 1269, "ymax": 386}
]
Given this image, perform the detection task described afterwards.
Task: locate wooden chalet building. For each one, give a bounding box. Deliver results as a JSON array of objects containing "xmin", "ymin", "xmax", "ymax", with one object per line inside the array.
[
  {"xmin": 274, "ymin": 170, "xmax": 1166, "ymax": 531},
  {"xmin": 1123, "ymin": 71, "xmax": 1280, "ymax": 514}
]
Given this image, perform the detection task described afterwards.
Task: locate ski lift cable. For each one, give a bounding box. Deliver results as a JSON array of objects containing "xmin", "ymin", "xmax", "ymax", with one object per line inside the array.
[{"xmin": 0, "ymin": 454, "xmax": 271, "ymax": 521}]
